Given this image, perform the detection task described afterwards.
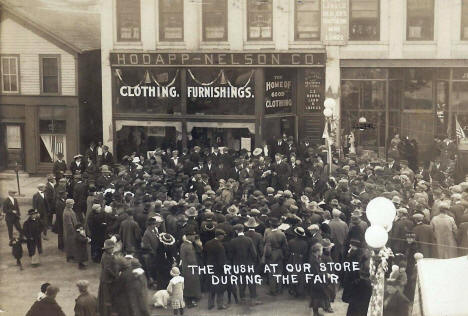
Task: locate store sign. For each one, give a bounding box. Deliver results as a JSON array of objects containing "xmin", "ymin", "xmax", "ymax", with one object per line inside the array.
[
  {"xmin": 110, "ymin": 52, "xmax": 325, "ymax": 67},
  {"xmin": 265, "ymin": 73, "xmax": 293, "ymax": 115},
  {"xmin": 304, "ymin": 69, "xmax": 324, "ymax": 112},
  {"xmin": 322, "ymin": 0, "xmax": 349, "ymax": 45}
]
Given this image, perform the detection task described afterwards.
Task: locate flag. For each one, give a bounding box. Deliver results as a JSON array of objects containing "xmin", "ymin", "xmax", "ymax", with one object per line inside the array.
[{"xmin": 456, "ymin": 117, "xmax": 466, "ymax": 140}]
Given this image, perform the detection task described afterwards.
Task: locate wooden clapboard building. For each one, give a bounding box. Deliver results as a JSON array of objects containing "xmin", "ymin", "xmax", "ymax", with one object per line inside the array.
[{"xmin": 0, "ymin": 0, "xmax": 101, "ymax": 173}]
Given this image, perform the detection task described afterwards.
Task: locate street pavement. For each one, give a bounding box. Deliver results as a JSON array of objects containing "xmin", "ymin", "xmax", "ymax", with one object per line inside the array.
[{"xmin": 0, "ymin": 175, "xmax": 349, "ymax": 316}]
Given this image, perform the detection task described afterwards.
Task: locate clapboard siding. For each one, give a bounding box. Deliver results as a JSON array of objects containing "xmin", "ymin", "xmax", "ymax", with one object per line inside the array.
[{"xmin": 0, "ymin": 15, "xmax": 76, "ymax": 96}]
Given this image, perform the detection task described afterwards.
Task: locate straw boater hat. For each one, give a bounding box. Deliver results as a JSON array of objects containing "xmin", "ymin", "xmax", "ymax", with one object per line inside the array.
[
  {"xmin": 244, "ymin": 217, "xmax": 259, "ymax": 228},
  {"xmin": 227, "ymin": 205, "xmax": 239, "ymax": 215},
  {"xmin": 185, "ymin": 207, "xmax": 198, "ymax": 217},
  {"xmin": 252, "ymin": 148, "xmax": 262, "ymax": 157},
  {"xmin": 159, "ymin": 233, "xmax": 175, "ymax": 246},
  {"xmin": 170, "ymin": 267, "xmax": 180, "ymax": 277},
  {"xmin": 294, "ymin": 226, "xmax": 306, "ymax": 237},
  {"xmin": 101, "ymin": 165, "xmax": 111, "ymax": 173}
]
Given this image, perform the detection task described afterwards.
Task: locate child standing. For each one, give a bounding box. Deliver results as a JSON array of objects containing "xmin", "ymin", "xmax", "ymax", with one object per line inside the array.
[
  {"xmin": 9, "ymin": 231, "xmax": 23, "ymax": 270},
  {"xmin": 167, "ymin": 267, "xmax": 185, "ymax": 315}
]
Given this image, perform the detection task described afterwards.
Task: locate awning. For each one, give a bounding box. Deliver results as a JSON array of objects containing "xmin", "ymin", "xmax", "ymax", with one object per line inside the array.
[
  {"xmin": 186, "ymin": 121, "xmax": 255, "ymax": 134},
  {"xmin": 115, "ymin": 120, "xmax": 182, "ymax": 133}
]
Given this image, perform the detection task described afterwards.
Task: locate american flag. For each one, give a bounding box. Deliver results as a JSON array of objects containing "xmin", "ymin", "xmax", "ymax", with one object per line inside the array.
[{"xmin": 456, "ymin": 117, "xmax": 466, "ymax": 140}]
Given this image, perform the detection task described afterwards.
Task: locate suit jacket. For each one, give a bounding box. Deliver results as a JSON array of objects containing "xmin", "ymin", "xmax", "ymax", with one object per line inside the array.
[
  {"xmin": 44, "ymin": 182, "xmax": 56, "ymax": 212},
  {"xmin": 53, "ymin": 160, "xmax": 67, "ymax": 178},
  {"xmin": 101, "ymin": 151, "xmax": 114, "ymax": 166},
  {"xmin": 32, "ymin": 192, "xmax": 49, "ymax": 219},
  {"xmin": 2, "ymin": 197, "xmax": 20, "ymax": 222},
  {"xmin": 245, "ymin": 229, "xmax": 264, "ymax": 261},
  {"xmin": 264, "ymin": 229, "xmax": 289, "ymax": 262},
  {"xmin": 70, "ymin": 161, "xmax": 86, "ymax": 175},
  {"xmin": 204, "ymin": 238, "xmax": 227, "ymax": 274},
  {"xmin": 229, "ymin": 234, "xmax": 257, "ymax": 265}
]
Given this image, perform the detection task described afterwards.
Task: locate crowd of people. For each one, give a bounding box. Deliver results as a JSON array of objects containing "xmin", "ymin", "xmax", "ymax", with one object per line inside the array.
[{"xmin": 3, "ymin": 133, "xmax": 468, "ymax": 316}]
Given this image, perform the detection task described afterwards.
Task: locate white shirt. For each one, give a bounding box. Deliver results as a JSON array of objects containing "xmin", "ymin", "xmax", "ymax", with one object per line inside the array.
[{"xmin": 9, "ymin": 196, "xmax": 14, "ymax": 205}]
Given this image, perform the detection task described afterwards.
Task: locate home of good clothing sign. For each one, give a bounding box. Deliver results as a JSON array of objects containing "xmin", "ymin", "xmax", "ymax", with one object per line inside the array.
[
  {"xmin": 110, "ymin": 53, "xmax": 325, "ymax": 67},
  {"xmin": 265, "ymin": 70, "xmax": 293, "ymax": 115}
]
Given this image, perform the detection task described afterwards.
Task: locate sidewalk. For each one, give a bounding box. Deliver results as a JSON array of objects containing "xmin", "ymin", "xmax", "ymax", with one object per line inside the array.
[{"xmin": 0, "ymin": 171, "xmax": 46, "ymax": 208}]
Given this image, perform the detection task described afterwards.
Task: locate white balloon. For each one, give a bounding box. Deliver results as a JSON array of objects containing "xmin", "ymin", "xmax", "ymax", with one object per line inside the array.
[
  {"xmin": 324, "ymin": 98, "xmax": 336, "ymax": 109},
  {"xmin": 366, "ymin": 197, "xmax": 396, "ymax": 227},
  {"xmin": 323, "ymin": 108, "xmax": 333, "ymax": 118},
  {"xmin": 365, "ymin": 225, "xmax": 388, "ymax": 249}
]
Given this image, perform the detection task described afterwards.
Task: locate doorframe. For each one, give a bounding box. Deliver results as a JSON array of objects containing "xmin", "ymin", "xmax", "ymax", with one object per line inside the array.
[{"xmin": 1, "ymin": 122, "xmax": 26, "ymax": 170}]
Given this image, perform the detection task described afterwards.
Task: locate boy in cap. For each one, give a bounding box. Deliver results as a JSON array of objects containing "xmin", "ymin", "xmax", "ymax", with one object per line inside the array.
[{"xmin": 74, "ymin": 280, "xmax": 97, "ymax": 316}]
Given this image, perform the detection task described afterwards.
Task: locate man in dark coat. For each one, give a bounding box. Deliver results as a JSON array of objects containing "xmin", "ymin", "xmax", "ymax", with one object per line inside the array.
[
  {"xmin": 98, "ymin": 239, "xmax": 117, "ymax": 316},
  {"xmin": 32, "ymin": 183, "xmax": 49, "ymax": 239},
  {"xmin": 2, "ymin": 189, "xmax": 23, "ymax": 240},
  {"xmin": 119, "ymin": 211, "xmax": 142, "ymax": 254},
  {"xmin": 44, "ymin": 175, "xmax": 56, "ymax": 228},
  {"xmin": 73, "ymin": 175, "xmax": 89, "ymax": 223},
  {"xmin": 55, "ymin": 191, "xmax": 67, "ymax": 250},
  {"xmin": 23, "ymin": 209, "xmax": 44, "ymax": 265},
  {"xmin": 101, "ymin": 145, "xmax": 114, "ymax": 166},
  {"xmin": 229, "ymin": 224, "xmax": 258, "ymax": 301},
  {"xmin": 204, "ymin": 229, "xmax": 228, "ymax": 310},
  {"xmin": 244, "ymin": 217, "xmax": 264, "ymax": 264},
  {"xmin": 53, "ymin": 152, "xmax": 67, "ymax": 181},
  {"xmin": 287, "ymin": 227, "xmax": 309, "ymax": 297},
  {"xmin": 74, "ymin": 280, "xmax": 98, "ymax": 316},
  {"xmin": 345, "ymin": 270, "xmax": 372, "ymax": 316},
  {"xmin": 88, "ymin": 204, "xmax": 107, "ymax": 262},
  {"xmin": 412, "ymin": 213, "xmax": 436, "ymax": 258},
  {"xmin": 271, "ymin": 153, "xmax": 291, "ymax": 190},
  {"xmin": 264, "ymin": 218, "xmax": 289, "ymax": 296},
  {"xmin": 26, "ymin": 285, "xmax": 65, "ymax": 316}
]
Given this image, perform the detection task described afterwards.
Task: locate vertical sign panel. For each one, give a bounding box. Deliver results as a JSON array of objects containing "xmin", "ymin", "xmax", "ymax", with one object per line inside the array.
[{"xmin": 322, "ymin": 0, "xmax": 349, "ymax": 45}]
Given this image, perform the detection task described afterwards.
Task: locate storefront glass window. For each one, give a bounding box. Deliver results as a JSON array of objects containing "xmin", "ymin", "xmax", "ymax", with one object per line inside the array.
[
  {"xmin": 407, "ymin": 0, "xmax": 434, "ymax": 41},
  {"xmin": 187, "ymin": 68, "xmax": 255, "ymax": 115},
  {"xmin": 295, "ymin": 0, "xmax": 320, "ymax": 40},
  {"xmin": 342, "ymin": 68, "xmax": 387, "ymax": 79},
  {"xmin": 247, "ymin": 0, "xmax": 273, "ymax": 40},
  {"xmin": 435, "ymin": 80, "xmax": 449, "ymax": 138},
  {"xmin": 39, "ymin": 120, "xmax": 66, "ymax": 163},
  {"xmin": 116, "ymin": 126, "xmax": 177, "ymax": 159},
  {"xmin": 453, "ymin": 82, "xmax": 468, "ymax": 112},
  {"xmin": 402, "ymin": 69, "xmax": 433, "ymax": 110},
  {"xmin": 117, "ymin": 0, "xmax": 140, "ymax": 41},
  {"xmin": 159, "ymin": 0, "xmax": 183, "ymax": 41},
  {"xmin": 349, "ymin": 0, "xmax": 380, "ymax": 41},
  {"xmin": 113, "ymin": 68, "xmax": 181, "ymax": 114},
  {"xmin": 341, "ymin": 80, "xmax": 384, "ymax": 110},
  {"xmin": 203, "ymin": 0, "xmax": 227, "ymax": 41}
]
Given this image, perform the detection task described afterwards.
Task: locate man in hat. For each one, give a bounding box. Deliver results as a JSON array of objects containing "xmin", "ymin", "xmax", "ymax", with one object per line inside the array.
[
  {"xmin": 204, "ymin": 229, "xmax": 228, "ymax": 310},
  {"xmin": 98, "ymin": 239, "xmax": 117, "ymax": 316},
  {"xmin": 87, "ymin": 204, "xmax": 107, "ymax": 262},
  {"xmin": 53, "ymin": 152, "xmax": 68, "ymax": 181},
  {"xmin": 390, "ymin": 208, "xmax": 414, "ymax": 254},
  {"xmin": 74, "ymin": 280, "xmax": 97, "ymax": 316},
  {"xmin": 264, "ymin": 217, "xmax": 289, "ymax": 296},
  {"xmin": 287, "ymin": 227, "xmax": 308, "ymax": 297},
  {"xmin": 101, "ymin": 145, "xmax": 114, "ymax": 166},
  {"xmin": 2, "ymin": 189, "xmax": 23, "ymax": 240},
  {"xmin": 141, "ymin": 216, "xmax": 163, "ymax": 287},
  {"xmin": 23, "ymin": 209, "xmax": 44, "ymax": 266},
  {"xmin": 26, "ymin": 285, "xmax": 65, "ymax": 316},
  {"xmin": 71, "ymin": 154, "xmax": 86, "ymax": 175},
  {"xmin": 431, "ymin": 202, "xmax": 458, "ymax": 259},
  {"xmin": 32, "ymin": 183, "xmax": 50, "ymax": 240},
  {"xmin": 55, "ymin": 191, "xmax": 67, "ymax": 250},
  {"xmin": 244, "ymin": 217, "xmax": 264, "ymax": 264},
  {"xmin": 271, "ymin": 153, "xmax": 291, "ymax": 190},
  {"xmin": 328, "ymin": 209, "xmax": 348, "ymax": 263},
  {"xmin": 229, "ymin": 224, "xmax": 259, "ymax": 303},
  {"xmin": 44, "ymin": 175, "xmax": 56, "ymax": 228},
  {"xmin": 342, "ymin": 239, "xmax": 364, "ymax": 303},
  {"xmin": 119, "ymin": 210, "xmax": 141, "ymax": 254},
  {"xmin": 63, "ymin": 199, "xmax": 78, "ymax": 262},
  {"xmin": 412, "ymin": 213, "xmax": 436, "ymax": 258},
  {"xmin": 73, "ymin": 174, "xmax": 89, "ymax": 223}
]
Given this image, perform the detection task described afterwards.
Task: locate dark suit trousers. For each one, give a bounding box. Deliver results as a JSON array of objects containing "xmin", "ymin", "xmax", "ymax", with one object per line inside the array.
[
  {"xmin": 208, "ymin": 275, "xmax": 225, "ymax": 308},
  {"xmin": 6, "ymin": 219, "xmax": 23, "ymax": 240},
  {"xmin": 239, "ymin": 275, "xmax": 257, "ymax": 299}
]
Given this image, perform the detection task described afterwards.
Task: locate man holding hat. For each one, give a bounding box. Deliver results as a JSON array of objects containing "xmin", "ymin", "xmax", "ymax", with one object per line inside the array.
[{"xmin": 2, "ymin": 189, "xmax": 23, "ymax": 240}]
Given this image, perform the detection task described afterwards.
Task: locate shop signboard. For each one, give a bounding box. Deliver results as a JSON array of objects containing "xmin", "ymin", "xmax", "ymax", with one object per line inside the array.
[
  {"xmin": 304, "ymin": 69, "xmax": 324, "ymax": 113},
  {"xmin": 322, "ymin": 0, "xmax": 349, "ymax": 45},
  {"xmin": 264, "ymin": 71, "xmax": 293, "ymax": 115}
]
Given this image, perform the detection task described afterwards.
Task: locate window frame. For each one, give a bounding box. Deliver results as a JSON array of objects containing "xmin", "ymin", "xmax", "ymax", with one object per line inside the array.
[
  {"xmin": 461, "ymin": 0, "xmax": 468, "ymax": 40},
  {"xmin": 39, "ymin": 54, "xmax": 61, "ymax": 96},
  {"xmin": 1, "ymin": 55, "xmax": 20, "ymax": 94},
  {"xmin": 349, "ymin": 0, "xmax": 380, "ymax": 41},
  {"xmin": 159, "ymin": 0, "xmax": 184, "ymax": 42},
  {"xmin": 406, "ymin": 0, "xmax": 435, "ymax": 41},
  {"xmin": 202, "ymin": 0, "xmax": 228, "ymax": 42},
  {"xmin": 116, "ymin": 0, "xmax": 141, "ymax": 42},
  {"xmin": 247, "ymin": 0, "xmax": 273, "ymax": 41},
  {"xmin": 294, "ymin": 0, "xmax": 321, "ymax": 41}
]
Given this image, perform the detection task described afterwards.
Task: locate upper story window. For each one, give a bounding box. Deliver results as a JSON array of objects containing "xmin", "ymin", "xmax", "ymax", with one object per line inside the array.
[
  {"xmin": 203, "ymin": 0, "xmax": 228, "ymax": 41},
  {"xmin": 159, "ymin": 0, "xmax": 184, "ymax": 41},
  {"xmin": 116, "ymin": 0, "xmax": 141, "ymax": 41},
  {"xmin": 1, "ymin": 56, "xmax": 19, "ymax": 93},
  {"xmin": 295, "ymin": 0, "xmax": 320, "ymax": 40},
  {"xmin": 349, "ymin": 0, "xmax": 380, "ymax": 41},
  {"xmin": 40, "ymin": 55, "xmax": 60, "ymax": 94},
  {"xmin": 462, "ymin": 0, "xmax": 468, "ymax": 40},
  {"xmin": 247, "ymin": 0, "xmax": 273, "ymax": 41},
  {"xmin": 407, "ymin": 0, "xmax": 434, "ymax": 41}
]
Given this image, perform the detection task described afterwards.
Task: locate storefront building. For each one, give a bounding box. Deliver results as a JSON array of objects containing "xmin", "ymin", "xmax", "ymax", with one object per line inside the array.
[
  {"xmin": 0, "ymin": 2, "xmax": 101, "ymax": 173},
  {"xmin": 101, "ymin": 0, "xmax": 468, "ymax": 159}
]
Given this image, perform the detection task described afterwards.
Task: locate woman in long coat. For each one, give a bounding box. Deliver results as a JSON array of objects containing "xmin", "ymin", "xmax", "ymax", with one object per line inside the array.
[
  {"xmin": 179, "ymin": 235, "xmax": 202, "ymax": 307},
  {"xmin": 63, "ymin": 199, "xmax": 78, "ymax": 260},
  {"xmin": 23, "ymin": 209, "xmax": 44, "ymax": 265}
]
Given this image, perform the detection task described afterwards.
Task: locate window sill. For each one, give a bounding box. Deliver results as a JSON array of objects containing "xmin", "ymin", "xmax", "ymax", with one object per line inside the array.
[
  {"xmin": 243, "ymin": 41, "xmax": 275, "ymax": 49},
  {"xmin": 403, "ymin": 41, "xmax": 436, "ymax": 45},
  {"xmin": 114, "ymin": 41, "xmax": 143, "ymax": 49},
  {"xmin": 346, "ymin": 41, "xmax": 388, "ymax": 45},
  {"xmin": 156, "ymin": 42, "xmax": 186, "ymax": 49}
]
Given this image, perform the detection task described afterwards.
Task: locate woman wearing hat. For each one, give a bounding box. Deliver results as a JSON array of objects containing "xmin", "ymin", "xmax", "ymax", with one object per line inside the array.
[
  {"xmin": 179, "ymin": 232, "xmax": 202, "ymax": 308},
  {"xmin": 23, "ymin": 209, "xmax": 44, "ymax": 266},
  {"xmin": 155, "ymin": 233, "xmax": 177, "ymax": 289}
]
